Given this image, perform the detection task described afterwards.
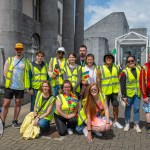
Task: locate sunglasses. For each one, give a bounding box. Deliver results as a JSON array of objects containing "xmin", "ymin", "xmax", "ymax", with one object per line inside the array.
[
  {"xmin": 106, "ymin": 56, "xmax": 113, "ymax": 59},
  {"xmin": 90, "ymin": 88, "xmax": 98, "ymax": 93},
  {"xmin": 127, "ymin": 60, "xmax": 134, "ymax": 63},
  {"xmin": 57, "ymin": 51, "xmax": 65, "ymax": 55}
]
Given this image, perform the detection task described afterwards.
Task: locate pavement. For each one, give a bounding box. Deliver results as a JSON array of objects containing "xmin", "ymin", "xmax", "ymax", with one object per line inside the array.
[{"xmin": 0, "ymin": 102, "xmax": 150, "ymax": 150}]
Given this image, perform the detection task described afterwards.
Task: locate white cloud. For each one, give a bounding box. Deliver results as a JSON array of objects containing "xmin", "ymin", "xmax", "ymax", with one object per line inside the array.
[{"xmin": 85, "ymin": 0, "xmax": 150, "ymax": 37}]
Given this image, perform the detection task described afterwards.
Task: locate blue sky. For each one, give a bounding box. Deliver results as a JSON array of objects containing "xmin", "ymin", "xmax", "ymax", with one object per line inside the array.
[
  {"xmin": 84, "ymin": 0, "xmax": 109, "ymax": 28},
  {"xmin": 84, "ymin": 0, "xmax": 150, "ymax": 36}
]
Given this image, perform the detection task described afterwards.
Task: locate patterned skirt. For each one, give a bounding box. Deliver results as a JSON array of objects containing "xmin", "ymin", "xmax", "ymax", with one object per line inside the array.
[{"xmin": 143, "ymin": 102, "xmax": 150, "ymax": 113}]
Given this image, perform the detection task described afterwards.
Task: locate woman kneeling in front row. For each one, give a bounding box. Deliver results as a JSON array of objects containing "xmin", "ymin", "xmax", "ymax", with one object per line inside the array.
[
  {"xmin": 54, "ymin": 80, "xmax": 79, "ymax": 136},
  {"xmin": 78, "ymin": 83, "xmax": 112, "ymax": 142},
  {"xmin": 34, "ymin": 81, "xmax": 55, "ymax": 135}
]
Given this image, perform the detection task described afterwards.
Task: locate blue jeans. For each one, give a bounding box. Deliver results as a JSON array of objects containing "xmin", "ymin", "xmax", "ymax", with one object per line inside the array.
[
  {"xmin": 30, "ymin": 89, "xmax": 38, "ymax": 112},
  {"xmin": 52, "ymin": 85, "xmax": 61, "ymax": 97},
  {"xmin": 125, "ymin": 95, "xmax": 141, "ymax": 124},
  {"xmin": 38, "ymin": 118, "xmax": 50, "ymax": 129}
]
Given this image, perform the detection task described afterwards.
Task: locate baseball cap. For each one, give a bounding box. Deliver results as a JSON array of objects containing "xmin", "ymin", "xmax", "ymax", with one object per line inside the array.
[
  {"xmin": 56, "ymin": 47, "xmax": 65, "ymax": 54},
  {"xmin": 15, "ymin": 43, "xmax": 23, "ymax": 49}
]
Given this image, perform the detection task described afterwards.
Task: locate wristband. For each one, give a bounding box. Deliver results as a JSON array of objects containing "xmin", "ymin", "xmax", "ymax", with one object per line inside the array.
[
  {"xmin": 106, "ymin": 122, "xmax": 110, "ymax": 124},
  {"xmin": 88, "ymin": 130, "xmax": 91, "ymax": 132}
]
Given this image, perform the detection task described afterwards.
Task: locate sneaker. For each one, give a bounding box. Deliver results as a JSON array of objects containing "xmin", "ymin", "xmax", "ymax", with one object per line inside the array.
[
  {"xmin": 67, "ymin": 128, "xmax": 73, "ymax": 135},
  {"xmin": 83, "ymin": 127, "xmax": 88, "ymax": 137},
  {"xmin": 134, "ymin": 124, "xmax": 141, "ymax": 133},
  {"xmin": 93, "ymin": 131, "xmax": 102, "ymax": 137},
  {"xmin": 12, "ymin": 120, "xmax": 20, "ymax": 129},
  {"xmin": 113, "ymin": 122, "xmax": 123, "ymax": 129},
  {"xmin": 124, "ymin": 123, "xmax": 130, "ymax": 132}
]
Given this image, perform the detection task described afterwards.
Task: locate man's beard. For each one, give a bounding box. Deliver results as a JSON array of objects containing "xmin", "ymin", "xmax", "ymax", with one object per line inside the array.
[
  {"xmin": 80, "ymin": 53, "xmax": 85, "ymax": 57},
  {"xmin": 16, "ymin": 53, "xmax": 22, "ymax": 56}
]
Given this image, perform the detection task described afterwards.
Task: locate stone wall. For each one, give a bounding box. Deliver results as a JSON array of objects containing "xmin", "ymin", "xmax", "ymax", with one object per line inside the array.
[{"xmin": 84, "ymin": 37, "xmax": 108, "ymax": 65}]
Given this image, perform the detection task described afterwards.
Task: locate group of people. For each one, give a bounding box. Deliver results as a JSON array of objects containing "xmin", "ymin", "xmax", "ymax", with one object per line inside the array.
[{"xmin": 0, "ymin": 42, "xmax": 150, "ymax": 142}]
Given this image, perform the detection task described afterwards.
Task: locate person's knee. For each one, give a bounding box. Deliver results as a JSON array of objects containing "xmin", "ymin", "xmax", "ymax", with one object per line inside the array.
[
  {"xmin": 58, "ymin": 129, "xmax": 67, "ymax": 136},
  {"xmin": 3, "ymin": 101, "xmax": 10, "ymax": 109},
  {"xmin": 15, "ymin": 100, "xmax": 22, "ymax": 107}
]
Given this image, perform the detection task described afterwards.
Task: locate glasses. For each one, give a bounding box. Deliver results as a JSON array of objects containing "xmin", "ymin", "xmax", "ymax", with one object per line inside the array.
[
  {"xmin": 127, "ymin": 60, "xmax": 134, "ymax": 63},
  {"xmin": 90, "ymin": 88, "xmax": 98, "ymax": 93},
  {"xmin": 57, "ymin": 51, "xmax": 65, "ymax": 55}
]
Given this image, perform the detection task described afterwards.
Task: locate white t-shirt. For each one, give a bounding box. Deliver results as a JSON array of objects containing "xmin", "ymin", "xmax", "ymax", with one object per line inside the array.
[{"xmin": 84, "ymin": 65, "xmax": 96, "ymax": 84}]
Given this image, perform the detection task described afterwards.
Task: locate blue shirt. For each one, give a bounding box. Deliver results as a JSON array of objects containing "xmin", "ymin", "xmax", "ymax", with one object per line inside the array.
[{"xmin": 10, "ymin": 57, "xmax": 25, "ymax": 90}]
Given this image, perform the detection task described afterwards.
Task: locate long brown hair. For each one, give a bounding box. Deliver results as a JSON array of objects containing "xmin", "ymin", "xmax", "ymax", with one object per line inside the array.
[
  {"xmin": 85, "ymin": 83, "xmax": 100, "ymax": 120},
  {"xmin": 40, "ymin": 80, "xmax": 52, "ymax": 96}
]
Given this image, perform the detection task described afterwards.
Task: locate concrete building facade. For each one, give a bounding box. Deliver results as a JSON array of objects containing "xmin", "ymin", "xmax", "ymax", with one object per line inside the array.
[
  {"xmin": 0, "ymin": 0, "xmax": 84, "ymax": 84},
  {"xmin": 84, "ymin": 12, "xmax": 147, "ymax": 65},
  {"xmin": 0, "ymin": 0, "xmax": 84, "ymax": 61}
]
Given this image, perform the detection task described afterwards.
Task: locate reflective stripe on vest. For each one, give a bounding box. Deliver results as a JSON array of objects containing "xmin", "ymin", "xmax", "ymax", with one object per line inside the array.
[
  {"xmin": 49, "ymin": 58, "xmax": 66, "ymax": 87},
  {"xmin": 31, "ymin": 63, "xmax": 48, "ymax": 89},
  {"xmin": 65, "ymin": 64, "xmax": 81, "ymax": 93},
  {"xmin": 55, "ymin": 94, "xmax": 78, "ymax": 115},
  {"xmin": 123, "ymin": 67, "xmax": 141, "ymax": 97},
  {"xmin": 100, "ymin": 64, "xmax": 119, "ymax": 95},
  {"xmin": 35, "ymin": 91, "xmax": 55, "ymax": 121},
  {"xmin": 5, "ymin": 57, "xmax": 30, "ymax": 88}
]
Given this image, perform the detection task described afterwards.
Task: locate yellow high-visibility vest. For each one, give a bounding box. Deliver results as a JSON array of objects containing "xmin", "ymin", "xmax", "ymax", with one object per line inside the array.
[
  {"xmin": 100, "ymin": 64, "xmax": 119, "ymax": 95},
  {"xmin": 35, "ymin": 91, "xmax": 55, "ymax": 121},
  {"xmin": 64, "ymin": 64, "xmax": 81, "ymax": 93},
  {"xmin": 55, "ymin": 93, "xmax": 79, "ymax": 115},
  {"xmin": 123, "ymin": 67, "xmax": 141, "ymax": 97},
  {"xmin": 5, "ymin": 57, "xmax": 30, "ymax": 88},
  {"xmin": 49, "ymin": 57, "xmax": 67, "ymax": 87},
  {"xmin": 30, "ymin": 63, "xmax": 48, "ymax": 89}
]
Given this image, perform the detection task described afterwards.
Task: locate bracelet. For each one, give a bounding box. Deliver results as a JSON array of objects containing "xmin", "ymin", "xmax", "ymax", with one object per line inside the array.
[
  {"xmin": 88, "ymin": 129, "xmax": 91, "ymax": 132},
  {"xmin": 106, "ymin": 122, "xmax": 110, "ymax": 124}
]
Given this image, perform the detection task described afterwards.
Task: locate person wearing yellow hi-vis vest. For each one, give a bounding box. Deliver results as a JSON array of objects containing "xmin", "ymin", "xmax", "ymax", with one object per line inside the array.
[
  {"xmin": 63, "ymin": 53, "xmax": 82, "ymax": 98},
  {"xmin": 2, "ymin": 43, "xmax": 30, "ymax": 128},
  {"xmin": 120, "ymin": 56, "xmax": 141, "ymax": 133},
  {"xmin": 98, "ymin": 53, "xmax": 123, "ymax": 129},
  {"xmin": 54, "ymin": 80, "xmax": 79, "ymax": 136},
  {"xmin": 33, "ymin": 81, "xmax": 55, "ymax": 135},
  {"xmin": 29, "ymin": 51, "xmax": 49, "ymax": 112},
  {"xmin": 76, "ymin": 83, "xmax": 111, "ymax": 141},
  {"xmin": 48, "ymin": 47, "xmax": 67, "ymax": 97}
]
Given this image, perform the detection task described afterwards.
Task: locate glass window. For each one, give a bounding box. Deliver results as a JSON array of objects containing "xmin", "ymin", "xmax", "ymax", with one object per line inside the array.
[{"xmin": 33, "ymin": 0, "xmax": 40, "ymax": 22}]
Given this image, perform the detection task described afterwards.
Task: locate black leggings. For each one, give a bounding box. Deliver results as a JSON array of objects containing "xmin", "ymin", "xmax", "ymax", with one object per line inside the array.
[{"xmin": 54, "ymin": 113, "xmax": 77, "ymax": 136}]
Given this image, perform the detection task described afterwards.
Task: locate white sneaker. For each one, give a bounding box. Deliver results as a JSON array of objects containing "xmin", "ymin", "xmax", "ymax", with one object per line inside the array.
[
  {"xmin": 124, "ymin": 123, "xmax": 130, "ymax": 132},
  {"xmin": 93, "ymin": 131, "xmax": 102, "ymax": 137},
  {"xmin": 113, "ymin": 122, "xmax": 123, "ymax": 129},
  {"xmin": 134, "ymin": 124, "xmax": 141, "ymax": 133},
  {"xmin": 83, "ymin": 127, "xmax": 88, "ymax": 137},
  {"xmin": 67, "ymin": 128, "xmax": 73, "ymax": 135}
]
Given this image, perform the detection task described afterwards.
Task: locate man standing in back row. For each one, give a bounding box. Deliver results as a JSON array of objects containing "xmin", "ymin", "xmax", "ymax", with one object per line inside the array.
[
  {"xmin": 76, "ymin": 45, "xmax": 87, "ymax": 67},
  {"xmin": 2, "ymin": 43, "xmax": 30, "ymax": 128}
]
